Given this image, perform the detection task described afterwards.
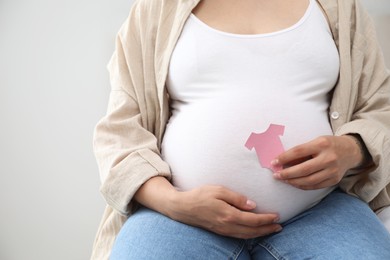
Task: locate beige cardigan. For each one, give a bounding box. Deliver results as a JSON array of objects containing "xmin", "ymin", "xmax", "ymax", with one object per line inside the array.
[{"xmin": 92, "ymin": 0, "xmax": 390, "ymax": 258}]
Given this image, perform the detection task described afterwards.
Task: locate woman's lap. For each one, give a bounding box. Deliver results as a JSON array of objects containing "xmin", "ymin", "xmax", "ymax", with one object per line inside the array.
[
  {"xmin": 110, "ymin": 189, "xmax": 390, "ymax": 260},
  {"xmin": 251, "ymin": 189, "xmax": 390, "ymax": 259},
  {"xmin": 110, "ymin": 206, "xmax": 245, "ymax": 259}
]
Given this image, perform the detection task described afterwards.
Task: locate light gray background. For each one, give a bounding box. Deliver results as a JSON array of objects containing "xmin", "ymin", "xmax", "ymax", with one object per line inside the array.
[{"xmin": 0, "ymin": 0, "xmax": 388, "ymax": 259}]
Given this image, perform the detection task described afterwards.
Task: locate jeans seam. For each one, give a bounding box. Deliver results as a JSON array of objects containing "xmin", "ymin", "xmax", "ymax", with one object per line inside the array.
[
  {"xmin": 231, "ymin": 240, "xmax": 246, "ymax": 260},
  {"xmin": 256, "ymin": 241, "xmax": 286, "ymax": 260}
]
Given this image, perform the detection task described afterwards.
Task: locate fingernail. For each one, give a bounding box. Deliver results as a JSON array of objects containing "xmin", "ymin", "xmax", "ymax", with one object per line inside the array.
[
  {"xmin": 246, "ymin": 199, "xmax": 256, "ymax": 208},
  {"xmin": 273, "ymin": 216, "xmax": 280, "ymax": 223},
  {"xmin": 270, "ymin": 159, "xmax": 279, "ymax": 166},
  {"xmin": 275, "ymin": 226, "xmax": 283, "ymax": 232},
  {"xmin": 273, "ymin": 172, "xmax": 281, "ymax": 179}
]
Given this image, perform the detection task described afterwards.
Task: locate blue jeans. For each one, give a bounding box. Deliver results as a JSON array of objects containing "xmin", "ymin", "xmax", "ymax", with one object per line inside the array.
[{"xmin": 111, "ymin": 189, "xmax": 390, "ymax": 259}]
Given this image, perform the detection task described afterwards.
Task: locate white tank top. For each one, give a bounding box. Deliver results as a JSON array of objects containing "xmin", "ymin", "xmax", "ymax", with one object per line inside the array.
[{"xmin": 162, "ymin": 0, "xmax": 340, "ymax": 222}]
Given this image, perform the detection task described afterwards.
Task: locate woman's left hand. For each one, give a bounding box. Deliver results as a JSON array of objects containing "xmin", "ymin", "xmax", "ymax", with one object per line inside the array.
[{"xmin": 272, "ymin": 135, "xmax": 363, "ymax": 190}]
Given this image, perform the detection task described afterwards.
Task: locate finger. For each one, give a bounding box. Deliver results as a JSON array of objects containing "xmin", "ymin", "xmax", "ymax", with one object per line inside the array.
[
  {"xmin": 272, "ymin": 136, "xmax": 336, "ymax": 168},
  {"xmin": 288, "ymin": 177, "xmax": 338, "ymax": 190},
  {"xmin": 214, "ymin": 209, "xmax": 281, "ymax": 238},
  {"xmin": 286, "ymin": 170, "xmax": 328, "ymax": 187},
  {"xmin": 282, "ymin": 156, "xmax": 312, "ymax": 168},
  {"xmin": 226, "ymin": 223, "xmax": 282, "ymax": 239},
  {"xmin": 232, "ymin": 210, "xmax": 280, "ymax": 227},
  {"xmin": 274, "ymin": 156, "xmax": 324, "ymax": 180},
  {"xmin": 272, "ymin": 141, "xmax": 320, "ymax": 167},
  {"xmin": 213, "ymin": 186, "xmax": 257, "ymax": 211}
]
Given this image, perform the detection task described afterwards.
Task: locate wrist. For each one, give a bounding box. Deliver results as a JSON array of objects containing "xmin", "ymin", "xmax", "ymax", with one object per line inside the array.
[
  {"xmin": 343, "ymin": 134, "xmax": 371, "ymax": 169},
  {"xmin": 134, "ymin": 176, "xmax": 182, "ymax": 218},
  {"xmin": 164, "ymin": 187, "xmax": 183, "ymax": 219}
]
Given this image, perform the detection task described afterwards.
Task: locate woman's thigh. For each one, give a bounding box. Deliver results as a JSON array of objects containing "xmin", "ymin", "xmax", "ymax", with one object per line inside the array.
[
  {"xmin": 110, "ymin": 207, "xmax": 249, "ymax": 260},
  {"xmin": 252, "ymin": 189, "xmax": 390, "ymax": 259},
  {"xmin": 111, "ymin": 190, "xmax": 390, "ymax": 260}
]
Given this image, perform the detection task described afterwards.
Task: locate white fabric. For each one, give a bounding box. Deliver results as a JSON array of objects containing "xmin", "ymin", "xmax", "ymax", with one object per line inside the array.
[{"xmin": 162, "ymin": 0, "xmax": 340, "ymax": 222}]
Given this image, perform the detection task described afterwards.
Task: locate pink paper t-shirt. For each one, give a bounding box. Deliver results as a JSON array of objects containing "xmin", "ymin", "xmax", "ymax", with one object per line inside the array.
[{"xmin": 245, "ymin": 124, "xmax": 285, "ymax": 172}]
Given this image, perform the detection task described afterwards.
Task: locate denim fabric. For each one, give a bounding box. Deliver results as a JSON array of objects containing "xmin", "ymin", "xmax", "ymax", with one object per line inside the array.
[
  {"xmin": 111, "ymin": 189, "xmax": 390, "ymax": 259},
  {"xmin": 378, "ymin": 206, "xmax": 390, "ymax": 232}
]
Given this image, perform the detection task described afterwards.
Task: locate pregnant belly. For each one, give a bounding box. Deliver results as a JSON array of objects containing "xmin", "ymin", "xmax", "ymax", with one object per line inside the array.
[{"xmin": 161, "ymin": 99, "xmax": 335, "ymax": 222}]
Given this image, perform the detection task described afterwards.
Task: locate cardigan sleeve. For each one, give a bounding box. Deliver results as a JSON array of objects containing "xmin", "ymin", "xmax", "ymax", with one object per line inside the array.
[
  {"xmin": 93, "ymin": 2, "xmax": 171, "ymax": 216},
  {"xmin": 335, "ymin": 0, "xmax": 390, "ymax": 211}
]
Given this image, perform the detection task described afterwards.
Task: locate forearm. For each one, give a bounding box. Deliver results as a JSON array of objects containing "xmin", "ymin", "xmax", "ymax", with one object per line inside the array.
[{"xmin": 134, "ymin": 176, "xmax": 179, "ymax": 218}]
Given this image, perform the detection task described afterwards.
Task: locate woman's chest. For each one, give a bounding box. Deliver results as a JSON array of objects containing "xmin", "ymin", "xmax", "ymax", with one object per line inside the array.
[{"xmin": 192, "ymin": 0, "xmax": 311, "ymax": 35}]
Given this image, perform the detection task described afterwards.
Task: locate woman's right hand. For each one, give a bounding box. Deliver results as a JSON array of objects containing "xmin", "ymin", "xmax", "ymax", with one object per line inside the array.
[{"xmin": 135, "ymin": 177, "xmax": 282, "ymax": 239}]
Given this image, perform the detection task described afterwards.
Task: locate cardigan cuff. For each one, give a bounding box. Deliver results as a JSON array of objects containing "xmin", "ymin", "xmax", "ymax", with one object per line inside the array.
[{"xmin": 100, "ymin": 149, "xmax": 171, "ymax": 215}]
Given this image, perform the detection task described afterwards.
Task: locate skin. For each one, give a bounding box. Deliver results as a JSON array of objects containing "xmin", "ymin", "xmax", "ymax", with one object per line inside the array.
[
  {"xmin": 134, "ymin": 0, "xmax": 364, "ymax": 239},
  {"xmin": 135, "ymin": 177, "xmax": 282, "ymax": 239},
  {"xmin": 272, "ymin": 135, "xmax": 363, "ymax": 190},
  {"xmin": 192, "ymin": 0, "xmax": 310, "ymax": 35}
]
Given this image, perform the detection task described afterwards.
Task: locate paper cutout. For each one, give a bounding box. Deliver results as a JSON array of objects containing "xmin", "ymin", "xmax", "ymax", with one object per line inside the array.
[{"xmin": 245, "ymin": 124, "xmax": 285, "ymax": 172}]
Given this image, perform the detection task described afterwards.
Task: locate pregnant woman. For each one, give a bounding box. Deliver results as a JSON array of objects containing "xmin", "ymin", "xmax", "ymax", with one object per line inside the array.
[{"xmin": 92, "ymin": 0, "xmax": 390, "ymax": 259}]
